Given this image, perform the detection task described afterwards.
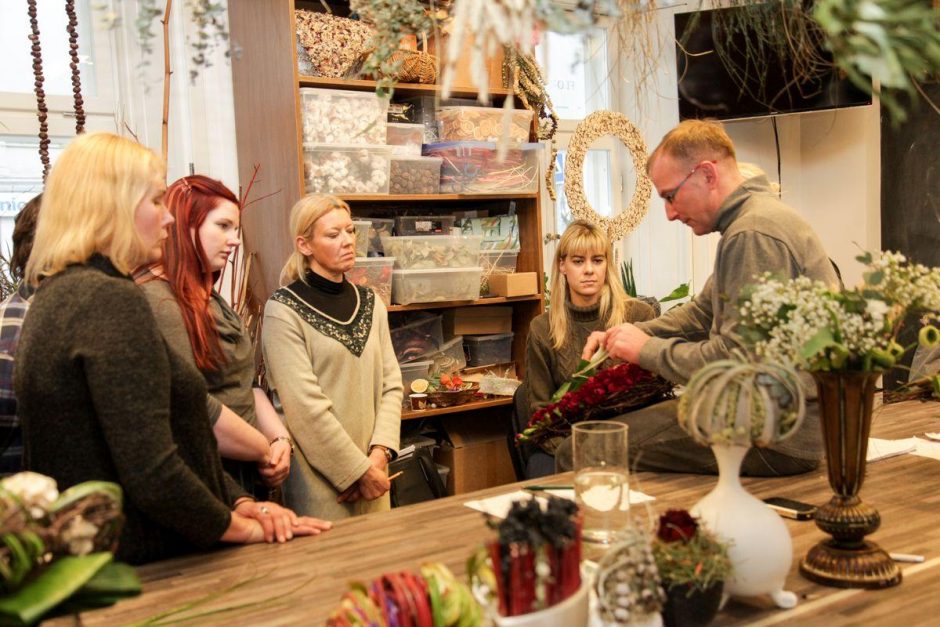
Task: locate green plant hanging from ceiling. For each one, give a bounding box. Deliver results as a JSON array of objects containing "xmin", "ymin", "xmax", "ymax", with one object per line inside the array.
[{"xmin": 813, "ymin": 0, "xmax": 940, "ymax": 123}]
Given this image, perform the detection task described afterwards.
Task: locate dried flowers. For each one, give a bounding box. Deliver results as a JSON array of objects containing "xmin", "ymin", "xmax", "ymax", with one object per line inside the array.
[
  {"xmin": 652, "ymin": 509, "xmax": 731, "ymax": 593},
  {"xmin": 738, "ymin": 250, "xmax": 940, "ymax": 373}
]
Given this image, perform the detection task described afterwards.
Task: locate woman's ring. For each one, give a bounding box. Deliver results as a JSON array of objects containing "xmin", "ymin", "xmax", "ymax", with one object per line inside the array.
[{"xmin": 260, "ymin": 506, "xmax": 270, "ymax": 515}]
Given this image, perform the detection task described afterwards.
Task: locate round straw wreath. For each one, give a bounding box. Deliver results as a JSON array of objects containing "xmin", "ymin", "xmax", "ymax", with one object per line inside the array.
[{"xmin": 564, "ymin": 111, "xmax": 652, "ymax": 242}]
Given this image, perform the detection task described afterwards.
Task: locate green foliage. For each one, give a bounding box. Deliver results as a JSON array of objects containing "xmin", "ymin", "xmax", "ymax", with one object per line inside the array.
[
  {"xmin": 350, "ymin": 0, "xmax": 432, "ymax": 99},
  {"xmin": 97, "ymin": 1, "xmax": 230, "ymax": 81},
  {"xmin": 652, "ymin": 527, "xmax": 731, "ymax": 592},
  {"xmin": 620, "ymin": 260, "xmax": 689, "ymax": 304},
  {"xmin": 813, "ymin": 0, "xmax": 940, "ymax": 124}
]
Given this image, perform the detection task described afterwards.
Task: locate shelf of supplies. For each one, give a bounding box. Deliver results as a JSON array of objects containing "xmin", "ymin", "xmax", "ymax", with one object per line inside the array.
[
  {"xmin": 387, "ymin": 294, "xmax": 541, "ymax": 313},
  {"xmin": 402, "ymin": 396, "xmax": 513, "ymax": 421},
  {"xmin": 339, "ymin": 193, "xmax": 538, "ymax": 203},
  {"xmin": 297, "ymin": 76, "xmax": 512, "ymax": 101}
]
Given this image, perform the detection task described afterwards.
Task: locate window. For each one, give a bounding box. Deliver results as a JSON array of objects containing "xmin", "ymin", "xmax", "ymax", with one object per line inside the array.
[
  {"xmin": 0, "ymin": 0, "xmax": 113, "ymax": 114},
  {"xmin": 0, "ymin": 136, "xmax": 65, "ymax": 258},
  {"xmin": 535, "ymin": 28, "xmax": 620, "ymax": 275}
]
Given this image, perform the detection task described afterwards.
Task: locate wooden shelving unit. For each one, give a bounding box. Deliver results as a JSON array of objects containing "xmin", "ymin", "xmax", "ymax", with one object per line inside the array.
[
  {"xmin": 402, "ymin": 397, "xmax": 513, "ymax": 421},
  {"xmin": 298, "ymin": 75, "xmax": 513, "ymax": 101},
  {"xmin": 228, "ymin": 0, "xmax": 543, "ymax": 493}
]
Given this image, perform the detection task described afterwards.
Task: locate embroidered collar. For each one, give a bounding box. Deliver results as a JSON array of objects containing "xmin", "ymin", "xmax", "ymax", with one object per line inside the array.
[{"xmin": 271, "ymin": 284, "xmax": 375, "ymax": 357}]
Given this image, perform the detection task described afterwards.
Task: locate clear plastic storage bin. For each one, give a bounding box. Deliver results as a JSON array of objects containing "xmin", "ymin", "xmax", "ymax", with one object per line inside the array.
[
  {"xmin": 389, "ymin": 156, "xmax": 442, "ymax": 195},
  {"xmin": 392, "ymin": 267, "xmax": 483, "ymax": 305},
  {"xmin": 423, "ymin": 142, "xmax": 540, "ymax": 194},
  {"xmin": 345, "ymin": 257, "xmax": 395, "ymax": 307},
  {"xmin": 393, "ymin": 215, "xmax": 456, "ymax": 237},
  {"xmin": 381, "ymin": 235, "xmax": 481, "ymax": 269},
  {"xmin": 364, "ymin": 217, "xmax": 394, "ymax": 255},
  {"xmin": 464, "ymin": 332, "xmax": 514, "ymax": 367},
  {"xmin": 386, "ymin": 123, "xmax": 424, "ymax": 156},
  {"xmin": 479, "ymin": 248, "xmax": 520, "ymax": 296},
  {"xmin": 300, "ymin": 88, "xmax": 388, "ymax": 145},
  {"xmin": 352, "ymin": 220, "xmax": 371, "ymax": 257},
  {"xmin": 420, "ymin": 335, "xmax": 467, "ymax": 375},
  {"xmin": 391, "ymin": 314, "xmax": 444, "ymax": 363},
  {"xmin": 303, "ymin": 144, "xmax": 391, "ymax": 195},
  {"xmin": 437, "ymin": 106, "xmax": 534, "ymax": 142},
  {"xmin": 399, "ymin": 359, "xmax": 433, "ymax": 395}
]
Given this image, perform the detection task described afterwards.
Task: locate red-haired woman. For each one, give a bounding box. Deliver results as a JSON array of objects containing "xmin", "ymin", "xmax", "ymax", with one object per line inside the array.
[{"xmin": 137, "ymin": 175, "xmax": 292, "ymax": 497}]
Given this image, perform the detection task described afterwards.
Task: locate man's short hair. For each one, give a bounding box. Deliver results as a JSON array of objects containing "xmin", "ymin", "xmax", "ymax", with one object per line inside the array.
[
  {"xmin": 647, "ymin": 119, "xmax": 737, "ymax": 174},
  {"xmin": 11, "ymin": 193, "xmax": 41, "ymax": 281}
]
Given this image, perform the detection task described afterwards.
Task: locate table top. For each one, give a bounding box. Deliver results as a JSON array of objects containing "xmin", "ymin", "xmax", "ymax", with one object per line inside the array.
[{"xmin": 72, "ymin": 400, "xmax": 940, "ymax": 626}]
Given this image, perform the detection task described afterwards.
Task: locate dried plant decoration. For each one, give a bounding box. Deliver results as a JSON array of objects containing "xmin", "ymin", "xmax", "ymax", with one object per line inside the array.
[
  {"xmin": 564, "ymin": 111, "xmax": 652, "ymax": 242},
  {"xmin": 503, "ymin": 46, "xmax": 560, "ymax": 200},
  {"xmin": 26, "ymin": 0, "xmax": 51, "ymax": 181},
  {"xmin": 295, "ymin": 10, "xmax": 375, "ymax": 79}
]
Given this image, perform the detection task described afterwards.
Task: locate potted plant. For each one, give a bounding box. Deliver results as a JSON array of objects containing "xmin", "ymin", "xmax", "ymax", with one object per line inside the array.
[
  {"xmin": 738, "ymin": 250, "xmax": 940, "ymax": 588},
  {"xmin": 652, "ymin": 510, "xmax": 730, "ymax": 627}
]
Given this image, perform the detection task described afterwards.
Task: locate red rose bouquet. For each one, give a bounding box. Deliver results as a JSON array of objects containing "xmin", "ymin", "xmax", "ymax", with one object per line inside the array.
[{"xmin": 517, "ymin": 351, "xmax": 674, "ymax": 448}]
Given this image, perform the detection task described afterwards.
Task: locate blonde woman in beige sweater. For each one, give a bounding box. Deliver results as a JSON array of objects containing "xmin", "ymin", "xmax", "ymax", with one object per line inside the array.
[{"xmin": 262, "ymin": 195, "xmax": 402, "ymax": 519}]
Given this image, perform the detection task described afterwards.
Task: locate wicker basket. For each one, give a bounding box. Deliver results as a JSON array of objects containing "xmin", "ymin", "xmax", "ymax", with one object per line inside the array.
[{"xmin": 428, "ymin": 383, "xmax": 479, "ymax": 408}]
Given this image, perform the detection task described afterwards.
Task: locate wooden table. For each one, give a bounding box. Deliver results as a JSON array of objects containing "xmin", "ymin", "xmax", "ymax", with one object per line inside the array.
[{"xmin": 74, "ymin": 400, "xmax": 940, "ymax": 626}]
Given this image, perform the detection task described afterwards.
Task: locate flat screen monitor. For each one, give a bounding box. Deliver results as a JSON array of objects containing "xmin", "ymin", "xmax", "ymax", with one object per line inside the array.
[{"xmin": 674, "ymin": 6, "xmax": 872, "ymax": 120}]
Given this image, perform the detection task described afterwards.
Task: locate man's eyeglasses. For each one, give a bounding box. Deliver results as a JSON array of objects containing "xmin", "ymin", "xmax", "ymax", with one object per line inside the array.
[{"xmin": 662, "ymin": 163, "xmax": 704, "ymax": 205}]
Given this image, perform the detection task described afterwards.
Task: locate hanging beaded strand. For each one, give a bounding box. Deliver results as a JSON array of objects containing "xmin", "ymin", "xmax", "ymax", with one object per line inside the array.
[
  {"xmin": 65, "ymin": 0, "xmax": 86, "ymax": 134},
  {"xmin": 27, "ymin": 0, "xmax": 51, "ymax": 180}
]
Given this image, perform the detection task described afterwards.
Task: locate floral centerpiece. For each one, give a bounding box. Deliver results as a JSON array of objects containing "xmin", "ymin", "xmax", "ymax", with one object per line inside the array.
[
  {"xmin": 738, "ymin": 251, "xmax": 940, "ymax": 375},
  {"xmin": 652, "ymin": 510, "xmax": 730, "ymax": 627},
  {"xmin": 593, "ymin": 524, "xmax": 665, "ymax": 626},
  {"xmin": 517, "ymin": 350, "xmax": 674, "ymax": 450},
  {"xmin": 0, "ymin": 472, "xmax": 139, "ymax": 625},
  {"xmin": 738, "ymin": 251, "xmax": 940, "ymax": 589}
]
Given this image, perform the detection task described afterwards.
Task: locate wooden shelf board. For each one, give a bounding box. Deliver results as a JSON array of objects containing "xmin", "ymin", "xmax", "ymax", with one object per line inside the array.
[
  {"xmin": 402, "ymin": 396, "xmax": 512, "ymax": 421},
  {"xmin": 298, "ymin": 76, "xmax": 512, "ymax": 100},
  {"xmin": 387, "ymin": 294, "xmax": 542, "ymax": 313},
  {"xmin": 338, "ymin": 193, "xmax": 537, "ymax": 203}
]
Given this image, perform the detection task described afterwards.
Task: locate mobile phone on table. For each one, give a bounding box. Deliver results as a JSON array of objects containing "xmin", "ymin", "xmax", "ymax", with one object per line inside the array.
[{"xmin": 763, "ymin": 497, "xmax": 816, "ymax": 520}]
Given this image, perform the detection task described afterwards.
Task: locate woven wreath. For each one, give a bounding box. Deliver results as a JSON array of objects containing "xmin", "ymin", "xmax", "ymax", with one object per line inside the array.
[{"xmin": 564, "ymin": 111, "xmax": 652, "ymax": 242}]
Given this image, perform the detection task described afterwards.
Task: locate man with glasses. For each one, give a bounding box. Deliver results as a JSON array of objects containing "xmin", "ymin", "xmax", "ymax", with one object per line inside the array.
[{"xmin": 559, "ymin": 119, "xmax": 839, "ymax": 476}]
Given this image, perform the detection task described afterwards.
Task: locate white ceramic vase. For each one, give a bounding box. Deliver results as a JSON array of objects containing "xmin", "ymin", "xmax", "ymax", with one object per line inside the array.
[{"xmin": 690, "ymin": 444, "xmax": 797, "ymax": 609}]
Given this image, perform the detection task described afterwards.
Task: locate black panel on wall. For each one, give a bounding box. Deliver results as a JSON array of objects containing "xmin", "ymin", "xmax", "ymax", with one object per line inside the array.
[{"xmin": 880, "ymin": 82, "xmax": 940, "ymax": 393}]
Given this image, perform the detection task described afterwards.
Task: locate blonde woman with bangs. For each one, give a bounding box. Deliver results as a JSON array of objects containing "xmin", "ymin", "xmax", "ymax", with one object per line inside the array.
[
  {"xmin": 517, "ymin": 220, "xmax": 655, "ymax": 477},
  {"xmin": 15, "ymin": 132, "xmax": 330, "ymax": 565},
  {"xmin": 262, "ymin": 194, "xmax": 401, "ymax": 520}
]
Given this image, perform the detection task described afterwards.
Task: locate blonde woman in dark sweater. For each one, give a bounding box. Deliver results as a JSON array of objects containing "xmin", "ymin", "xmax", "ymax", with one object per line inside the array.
[
  {"xmin": 14, "ymin": 133, "xmax": 330, "ymax": 564},
  {"xmin": 519, "ymin": 220, "xmax": 655, "ymax": 476}
]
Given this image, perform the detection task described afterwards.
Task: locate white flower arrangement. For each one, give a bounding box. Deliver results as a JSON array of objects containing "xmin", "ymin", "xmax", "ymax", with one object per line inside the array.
[{"xmin": 738, "ymin": 251, "xmax": 940, "ymax": 372}]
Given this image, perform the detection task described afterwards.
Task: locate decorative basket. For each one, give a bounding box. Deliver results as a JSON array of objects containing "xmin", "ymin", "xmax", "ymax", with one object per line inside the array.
[
  {"xmin": 295, "ymin": 10, "xmax": 375, "ymax": 78},
  {"xmin": 391, "ymin": 48, "xmax": 438, "ymax": 84},
  {"xmin": 428, "ymin": 383, "xmax": 479, "ymax": 408},
  {"xmin": 355, "ymin": 35, "xmax": 438, "ymax": 84}
]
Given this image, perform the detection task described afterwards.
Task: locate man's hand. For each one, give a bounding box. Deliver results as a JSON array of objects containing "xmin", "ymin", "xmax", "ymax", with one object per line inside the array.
[
  {"xmin": 604, "ymin": 323, "xmax": 651, "ymax": 364},
  {"xmin": 581, "ymin": 331, "xmax": 608, "ymax": 361}
]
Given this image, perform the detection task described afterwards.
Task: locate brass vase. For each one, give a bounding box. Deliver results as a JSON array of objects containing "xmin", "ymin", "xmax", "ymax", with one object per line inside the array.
[{"xmin": 799, "ymin": 371, "xmax": 901, "ymax": 589}]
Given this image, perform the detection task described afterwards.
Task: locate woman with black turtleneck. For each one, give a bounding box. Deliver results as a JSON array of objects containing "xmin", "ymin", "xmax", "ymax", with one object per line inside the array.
[{"xmin": 262, "ymin": 195, "xmax": 402, "ymax": 520}]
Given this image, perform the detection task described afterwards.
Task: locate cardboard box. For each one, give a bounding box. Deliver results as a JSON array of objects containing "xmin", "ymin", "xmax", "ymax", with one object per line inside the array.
[
  {"xmin": 488, "ymin": 272, "xmax": 538, "ymax": 297},
  {"xmin": 434, "ymin": 418, "xmax": 517, "ymax": 495},
  {"xmin": 443, "ymin": 306, "xmax": 512, "ymax": 336}
]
